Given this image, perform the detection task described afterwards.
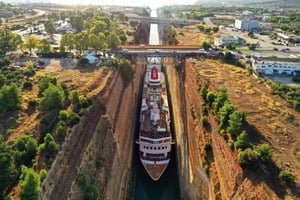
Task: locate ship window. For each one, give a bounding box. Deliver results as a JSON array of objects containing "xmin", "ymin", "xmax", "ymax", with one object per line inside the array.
[
  {"xmin": 150, "ymin": 147, "xmax": 152, "ymax": 150},
  {"xmin": 158, "ymin": 147, "xmax": 161, "ymax": 150},
  {"xmin": 154, "ymin": 147, "xmax": 156, "ymax": 150},
  {"xmin": 162, "ymin": 147, "xmax": 164, "ymax": 149}
]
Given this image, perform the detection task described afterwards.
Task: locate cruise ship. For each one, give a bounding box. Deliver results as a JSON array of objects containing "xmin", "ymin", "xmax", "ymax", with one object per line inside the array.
[{"xmin": 137, "ymin": 58, "xmax": 173, "ymax": 181}]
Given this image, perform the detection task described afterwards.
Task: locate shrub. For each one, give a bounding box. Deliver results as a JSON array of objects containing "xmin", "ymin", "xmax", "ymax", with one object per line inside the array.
[
  {"xmin": 23, "ymin": 81, "xmax": 33, "ymax": 90},
  {"xmin": 20, "ymin": 166, "xmax": 40, "ymax": 200},
  {"xmin": 254, "ymin": 143, "xmax": 272, "ymax": 162},
  {"xmin": 200, "ymin": 86, "xmax": 208, "ymax": 101},
  {"xmin": 95, "ymin": 156, "xmax": 105, "ymax": 169},
  {"xmin": 118, "ymin": 59, "xmax": 135, "ymax": 86},
  {"xmin": 0, "ymin": 74, "xmax": 6, "ymax": 88},
  {"xmin": 56, "ymin": 122, "xmax": 67, "ymax": 141},
  {"xmin": 58, "ymin": 110, "xmax": 69, "ymax": 121},
  {"xmin": 14, "ymin": 135, "xmax": 38, "ymax": 167},
  {"xmin": 68, "ymin": 112, "xmax": 80, "ymax": 126},
  {"xmin": 212, "ymin": 87, "xmax": 228, "ymax": 113},
  {"xmin": 228, "ymin": 139, "xmax": 234, "ymax": 149},
  {"xmin": 279, "ymin": 170, "xmax": 295, "ymax": 186},
  {"xmin": 0, "ymin": 83, "xmax": 22, "ymax": 112},
  {"xmin": 206, "ymin": 91, "xmax": 215, "ymax": 107},
  {"xmin": 39, "ymin": 133, "xmax": 59, "ymax": 161},
  {"xmin": 39, "ymin": 169, "xmax": 48, "ymax": 182},
  {"xmin": 84, "ymin": 184, "xmax": 99, "ymax": 200},
  {"xmin": 40, "ymin": 84, "xmax": 65, "ymax": 111},
  {"xmin": 234, "ymin": 131, "xmax": 248, "ymax": 150},
  {"xmin": 79, "ymin": 95, "xmax": 92, "ymax": 108},
  {"xmin": 218, "ymin": 102, "xmax": 234, "ymax": 130},
  {"xmin": 227, "ymin": 111, "xmax": 245, "ymax": 136},
  {"xmin": 77, "ymin": 58, "xmax": 89, "ymax": 67},
  {"xmin": 292, "ymin": 77, "xmax": 300, "ymax": 82},
  {"xmin": 76, "ymin": 172, "xmax": 89, "ymax": 189},
  {"xmin": 201, "ymin": 115, "xmax": 209, "ymax": 127},
  {"xmin": 238, "ymin": 148, "xmax": 259, "ymax": 166},
  {"xmin": 38, "ymin": 76, "xmax": 57, "ymax": 93}
]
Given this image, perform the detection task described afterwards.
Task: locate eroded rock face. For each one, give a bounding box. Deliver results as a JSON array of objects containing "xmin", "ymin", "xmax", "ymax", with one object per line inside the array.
[
  {"xmin": 134, "ymin": 23, "xmax": 150, "ymax": 44},
  {"xmin": 41, "ymin": 59, "xmax": 146, "ymax": 200}
]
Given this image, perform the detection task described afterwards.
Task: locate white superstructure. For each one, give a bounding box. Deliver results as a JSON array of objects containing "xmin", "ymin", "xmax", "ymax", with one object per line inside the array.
[{"xmin": 137, "ymin": 57, "xmax": 173, "ymax": 181}]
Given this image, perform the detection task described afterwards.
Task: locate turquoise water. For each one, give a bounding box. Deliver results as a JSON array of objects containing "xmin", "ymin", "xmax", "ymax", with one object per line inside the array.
[{"xmin": 134, "ymin": 150, "xmax": 180, "ymax": 200}]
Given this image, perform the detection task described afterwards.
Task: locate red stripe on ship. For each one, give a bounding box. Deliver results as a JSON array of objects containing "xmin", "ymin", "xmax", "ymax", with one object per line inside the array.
[{"xmin": 151, "ymin": 67, "xmax": 159, "ymax": 80}]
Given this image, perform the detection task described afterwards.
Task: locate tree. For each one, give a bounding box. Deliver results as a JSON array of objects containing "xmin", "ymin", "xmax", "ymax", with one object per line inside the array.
[
  {"xmin": 200, "ymin": 86, "xmax": 208, "ymax": 101},
  {"xmin": 38, "ymin": 76, "xmax": 57, "ymax": 94},
  {"xmin": 202, "ymin": 41, "xmax": 211, "ymax": 51},
  {"xmin": 15, "ymin": 135, "xmax": 38, "ymax": 167},
  {"xmin": 39, "ymin": 133, "xmax": 59, "ymax": 160},
  {"xmin": 84, "ymin": 184, "xmax": 99, "ymax": 200},
  {"xmin": 212, "ymin": 87, "xmax": 228, "ymax": 113},
  {"xmin": 218, "ymin": 102, "xmax": 234, "ymax": 129},
  {"xmin": 234, "ymin": 130, "xmax": 248, "ymax": 150},
  {"xmin": 238, "ymin": 148, "xmax": 259, "ymax": 166},
  {"xmin": 227, "ymin": 111, "xmax": 245, "ymax": 136},
  {"xmin": 24, "ymin": 35, "xmax": 40, "ymax": 56},
  {"xmin": 206, "ymin": 91, "xmax": 215, "ymax": 108},
  {"xmin": 76, "ymin": 172, "xmax": 89, "ymax": 189},
  {"xmin": 107, "ymin": 32, "xmax": 121, "ymax": 50},
  {"xmin": 254, "ymin": 143, "xmax": 272, "ymax": 162},
  {"xmin": 60, "ymin": 33, "xmax": 75, "ymax": 52},
  {"xmin": 224, "ymin": 52, "xmax": 235, "ymax": 63},
  {"xmin": 88, "ymin": 33, "xmax": 107, "ymax": 52},
  {"xmin": 0, "ymin": 136, "xmax": 16, "ymax": 194},
  {"xmin": 117, "ymin": 59, "xmax": 135, "ymax": 85},
  {"xmin": 20, "ymin": 166, "xmax": 40, "ymax": 200},
  {"xmin": 0, "ymin": 28, "xmax": 23, "ymax": 56},
  {"xmin": 279, "ymin": 170, "xmax": 295, "ymax": 186},
  {"xmin": 70, "ymin": 15, "xmax": 84, "ymax": 32},
  {"xmin": 44, "ymin": 20, "xmax": 55, "ymax": 35},
  {"xmin": 0, "ymin": 83, "xmax": 22, "ymax": 112},
  {"xmin": 40, "ymin": 84, "xmax": 65, "ymax": 111},
  {"xmin": 38, "ymin": 39, "xmax": 51, "ymax": 54},
  {"xmin": 0, "ymin": 74, "xmax": 5, "ymax": 88}
]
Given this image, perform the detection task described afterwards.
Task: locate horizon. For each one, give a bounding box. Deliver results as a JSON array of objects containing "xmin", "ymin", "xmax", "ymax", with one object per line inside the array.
[{"xmin": 1, "ymin": 0, "xmax": 198, "ymax": 8}]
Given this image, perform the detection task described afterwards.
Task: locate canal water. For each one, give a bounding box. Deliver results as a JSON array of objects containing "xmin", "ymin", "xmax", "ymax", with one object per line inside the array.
[{"xmin": 133, "ymin": 10, "xmax": 180, "ymax": 200}]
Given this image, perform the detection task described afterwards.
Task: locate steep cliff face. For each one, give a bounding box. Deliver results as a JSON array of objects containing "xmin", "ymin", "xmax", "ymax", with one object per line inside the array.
[
  {"xmin": 181, "ymin": 61, "xmax": 279, "ymax": 200},
  {"xmin": 41, "ymin": 59, "xmax": 145, "ymax": 200}
]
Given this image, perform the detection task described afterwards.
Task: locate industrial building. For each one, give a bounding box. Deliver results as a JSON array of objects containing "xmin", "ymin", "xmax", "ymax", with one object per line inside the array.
[
  {"xmin": 235, "ymin": 19, "xmax": 260, "ymax": 31},
  {"xmin": 252, "ymin": 58, "xmax": 300, "ymax": 76}
]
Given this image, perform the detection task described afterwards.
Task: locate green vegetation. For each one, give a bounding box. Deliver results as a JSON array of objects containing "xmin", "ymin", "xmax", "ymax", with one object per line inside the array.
[
  {"xmin": 238, "ymin": 144, "xmax": 272, "ymax": 166},
  {"xmin": 24, "ymin": 36, "xmax": 40, "ymax": 56},
  {"xmin": 0, "ymin": 83, "xmax": 22, "ymax": 112},
  {"xmin": 39, "ymin": 133, "xmax": 59, "ymax": 165},
  {"xmin": 40, "ymin": 84, "xmax": 65, "ymax": 111},
  {"xmin": 76, "ymin": 172, "xmax": 100, "ymax": 200},
  {"xmin": 38, "ymin": 76, "xmax": 57, "ymax": 93},
  {"xmin": 201, "ymin": 115, "xmax": 209, "ymax": 127},
  {"xmin": 270, "ymin": 81, "xmax": 300, "ymax": 111},
  {"xmin": 0, "ymin": 28, "xmax": 22, "ymax": 56},
  {"xmin": 0, "ymin": 136, "xmax": 16, "ymax": 194},
  {"xmin": 202, "ymin": 41, "xmax": 212, "ymax": 51},
  {"xmin": 279, "ymin": 170, "xmax": 295, "ymax": 186},
  {"xmin": 20, "ymin": 166, "xmax": 40, "ymax": 200},
  {"xmin": 199, "ymin": 85, "xmax": 273, "ymax": 168},
  {"xmin": 14, "ymin": 135, "xmax": 38, "ymax": 168},
  {"xmin": 44, "ymin": 20, "xmax": 56, "ymax": 35}
]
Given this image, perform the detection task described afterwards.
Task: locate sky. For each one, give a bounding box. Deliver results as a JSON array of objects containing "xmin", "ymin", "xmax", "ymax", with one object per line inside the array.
[{"xmin": 44, "ymin": 0, "xmax": 197, "ymax": 8}]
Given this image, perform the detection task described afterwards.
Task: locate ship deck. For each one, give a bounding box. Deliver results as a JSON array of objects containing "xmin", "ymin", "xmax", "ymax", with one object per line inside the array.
[{"xmin": 143, "ymin": 162, "xmax": 169, "ymax": 181}]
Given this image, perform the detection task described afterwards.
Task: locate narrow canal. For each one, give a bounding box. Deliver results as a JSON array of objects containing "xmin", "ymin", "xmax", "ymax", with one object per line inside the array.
[{"xmin": 133, "ymin": 9, "xmax": 180, "ymax": 200}]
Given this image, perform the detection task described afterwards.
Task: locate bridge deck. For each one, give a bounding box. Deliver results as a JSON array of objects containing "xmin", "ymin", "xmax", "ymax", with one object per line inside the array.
[{"xmin": 120, "ymin": 45, "xmax": 200, "ymax": 50}]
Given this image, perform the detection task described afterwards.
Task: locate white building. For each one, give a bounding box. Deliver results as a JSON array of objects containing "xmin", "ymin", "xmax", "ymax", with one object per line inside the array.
[
  {"xmin": 235, "ymin": 19, "xmax": 260, "ymax": 31},
  {"xmin": 252, "ymin": 59, "xmax": 300, "ymax": 76},
  {"xmin": 214, "ymin": 36, "xmax": 240, "ymax": 46}
]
